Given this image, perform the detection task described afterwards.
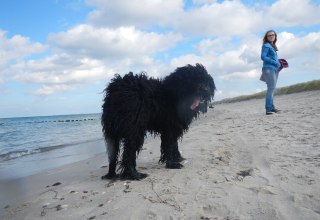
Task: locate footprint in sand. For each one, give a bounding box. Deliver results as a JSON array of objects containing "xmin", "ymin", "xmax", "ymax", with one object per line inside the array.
[
  {"xmin": 195, "ymin": 187, "xmax": 228, "ymax": 201},
  {"xmin": 247, "ymin": 187, "xmax": 276, "ymax": 195},
  {"xmin": 210, "ymin": 150, "xmax": 232, "ymax": 166},
  {"xmin": 201, "ymin": 203, "xmax": 236, "ymax": 219}
]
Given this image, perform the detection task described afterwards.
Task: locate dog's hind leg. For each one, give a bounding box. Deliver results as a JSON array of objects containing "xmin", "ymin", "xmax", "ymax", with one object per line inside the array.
[
  {"xmin": 102, "ymin": 136, "xmax": 120, "ymax": 180},
  {"xmin": 120, "ymin": 134, "xmax": 148, "ymax": 180}
]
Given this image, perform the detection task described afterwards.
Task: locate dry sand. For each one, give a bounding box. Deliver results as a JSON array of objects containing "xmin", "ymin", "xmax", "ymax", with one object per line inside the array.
[{"xmin": 1, "ymin": 90, "xmax": 319, "ymax": 220}]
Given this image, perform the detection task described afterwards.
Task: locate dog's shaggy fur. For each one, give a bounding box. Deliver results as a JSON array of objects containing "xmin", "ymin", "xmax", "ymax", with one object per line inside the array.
[{"xmin": 101, "ymin": 64, "xmax": 215, "ymax": 180}]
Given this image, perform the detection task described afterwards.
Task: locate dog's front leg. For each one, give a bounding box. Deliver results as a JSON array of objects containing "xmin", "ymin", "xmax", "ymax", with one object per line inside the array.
[
  {"xmin": 160, "ymin": 133, "xmax": 183, "ymax": 169},
  {"xmin": 172, "ymin": 141, "xmax": 185, "ymax": 163}
]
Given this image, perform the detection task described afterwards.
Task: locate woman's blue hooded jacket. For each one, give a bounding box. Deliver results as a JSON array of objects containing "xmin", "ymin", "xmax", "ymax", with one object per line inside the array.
[{"xmin": 261, "ymin": 43, "xmax": 281, "ymax": 72}]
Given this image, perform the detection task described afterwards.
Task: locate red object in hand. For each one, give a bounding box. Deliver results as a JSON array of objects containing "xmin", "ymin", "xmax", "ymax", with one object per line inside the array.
[{"xmin": 278, "ymin": 59, "xmax": 289, "ymax": 72}]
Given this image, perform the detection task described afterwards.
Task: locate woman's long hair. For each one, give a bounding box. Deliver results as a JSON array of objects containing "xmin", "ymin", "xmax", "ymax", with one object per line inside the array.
[{"xmin": 263, "ymin": 30, "xmax": 278, "ymax": 51}]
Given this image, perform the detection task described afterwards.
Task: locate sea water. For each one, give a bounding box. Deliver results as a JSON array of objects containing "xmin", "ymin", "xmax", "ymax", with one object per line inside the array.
[{"xmin": 0, "ymin": 114, "xmax": 106, "ymax": 180}]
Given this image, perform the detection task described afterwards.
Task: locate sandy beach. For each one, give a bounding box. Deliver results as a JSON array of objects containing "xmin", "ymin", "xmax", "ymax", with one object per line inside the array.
[{"xmin": 1, "ymin": 90, "xmax": 319, "ymax": 220}]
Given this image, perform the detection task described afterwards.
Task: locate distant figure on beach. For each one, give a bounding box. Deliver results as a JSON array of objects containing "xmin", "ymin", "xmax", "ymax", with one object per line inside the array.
[
  {"xmin": 260, "ymin": 30, "xmax": 287, "ymax": 115},
  {"xmin": 199, "ymin": 100, "xmax": 208, "ymax": 113}
]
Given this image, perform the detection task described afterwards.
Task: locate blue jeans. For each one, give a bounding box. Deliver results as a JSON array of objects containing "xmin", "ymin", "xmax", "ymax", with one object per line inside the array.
[{"xmin": 263, "ymin": 67, "xmax": 278, "ymax": 111}]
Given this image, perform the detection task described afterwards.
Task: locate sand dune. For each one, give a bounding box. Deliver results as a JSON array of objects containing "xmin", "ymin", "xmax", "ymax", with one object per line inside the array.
[{"xmin": 1, "ymin": 91, "xmax": 319, "ymax": 220}]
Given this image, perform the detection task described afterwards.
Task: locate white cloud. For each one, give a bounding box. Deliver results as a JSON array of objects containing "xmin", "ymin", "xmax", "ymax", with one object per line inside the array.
[
  {"xmin": 87, "ymin": 0, "xmax": 263, "ymax": 36},
  {"xmin": 11, "ymin": 54, "xmax": 114, "ymax": 96},
  {"xmin": 173, "ymin": 1, "xmax": 263, "ymax": 36},
  {"xmin": 218, "ymin": 69, "xmax": 261, "ymax": 80},
  {"xmin": 196, "ymin": 37, "xmax": 234, "ymax": 55},
  {"xmin": 0, "ymin": 31, "xmax": 47, "ymax": 61},
  {"xmin": 32, "ymin": 84, "xmax": 77, "ymax": 96},
  {"xmin": 87, "ymin": 0, "xmax": 320, "ymax": 37},
  {"xmin": 278, "ymin": 31, "xmax": 320, "ymax": 58},
  {"xmin": 267, "ymin": 0, "xmax": 320, "ymax": 27},
  {"xmin": 276, "ymin": 31, "xmax": 320, "ymax": 79},
  {"xmin": 171, "ymin": 35, "xmax": 262, "ymax": 77},
  {"xmin": 8, "ymin": 25, "xmax": 182, "ymax": 95},
  {"xmin": 87, "ymin": 0, "xmax": 183, "ymax": 28},
  {"xmin": 13, "ymin": 55, "xmax": 109, "ymax": 84},
  {"xmin": 179, "ymin": 0, "xmax": 320, "ymax": 36},
  {"xmin": 48, "ymin": 25, "xmax": 182, "ymax": 59},
  {"xmin": 0, "ymin": 30, "xmax": 47, "ymax": 83},
  {"xmin": 192, "ymin": 0, "xmax": 216, "ymax": 5}
]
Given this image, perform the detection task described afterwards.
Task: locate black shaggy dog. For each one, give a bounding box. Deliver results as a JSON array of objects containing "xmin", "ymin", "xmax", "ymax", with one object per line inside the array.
[{"xmin": 101, "ymin": 64, "xmax": 215, "ymax": 180}]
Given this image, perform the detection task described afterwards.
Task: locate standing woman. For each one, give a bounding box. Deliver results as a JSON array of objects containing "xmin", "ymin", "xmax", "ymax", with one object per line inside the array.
[{"xmin": 261, "ymin": 30, "xmax": 281, "ymax": 115}]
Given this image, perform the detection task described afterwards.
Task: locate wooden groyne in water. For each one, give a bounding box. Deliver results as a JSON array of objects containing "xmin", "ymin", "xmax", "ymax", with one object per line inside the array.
[{"xmin": 29, "ymin": 118, "xmax": 97, "ymax": 123}]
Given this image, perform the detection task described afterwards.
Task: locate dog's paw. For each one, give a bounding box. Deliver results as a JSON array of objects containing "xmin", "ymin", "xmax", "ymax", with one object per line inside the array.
[
  {"xmin": 120, "ymin": 170, "xmax": 148, "ymax": 180},
  {"xmin": 174, "ymin": 156, "xmax": 186, "ymax": 163},
  {"xmin": 166, "ymin": 161, "xmax": 184, "ymax": 169},
  {"xmin": 101, "ymin": 173, "xmax": 117, "ymax": 180}
]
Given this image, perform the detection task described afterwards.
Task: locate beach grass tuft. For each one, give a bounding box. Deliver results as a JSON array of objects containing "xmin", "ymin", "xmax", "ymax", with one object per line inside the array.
[{"xmin": 214, "ymin": 79, "xmax": 320, "ymax": 104}]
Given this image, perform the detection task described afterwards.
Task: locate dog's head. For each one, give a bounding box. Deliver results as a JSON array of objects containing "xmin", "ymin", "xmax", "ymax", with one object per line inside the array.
[{"xmin": 164, "ymin": 64, "xmax": 216, "ymax": 119}]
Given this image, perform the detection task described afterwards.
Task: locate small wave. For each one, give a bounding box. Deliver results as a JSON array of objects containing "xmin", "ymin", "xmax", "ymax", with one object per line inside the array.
[
  {"xmin": 0, "ymin": 149, "xmax": 40, "ymax": 161},
  {"xmin": 0, "ymin": 138, "xmax": 103, "ymax": 162}
]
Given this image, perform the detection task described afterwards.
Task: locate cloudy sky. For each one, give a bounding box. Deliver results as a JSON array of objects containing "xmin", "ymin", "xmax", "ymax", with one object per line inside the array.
[{"xmin": 0, "ymin": 0, "xmax": 319, "ymax": 118}]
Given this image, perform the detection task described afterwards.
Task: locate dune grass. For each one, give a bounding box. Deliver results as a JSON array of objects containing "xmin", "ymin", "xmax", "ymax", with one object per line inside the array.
[{"xmin": 214, "ymin": 79, "xmax": 320, "ymax": 104}]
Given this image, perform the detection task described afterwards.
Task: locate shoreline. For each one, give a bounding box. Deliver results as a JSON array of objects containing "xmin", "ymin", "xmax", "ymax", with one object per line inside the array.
[
  {"xmin": 0, "ymin": 139, "xmax": 106, "ymax": 181},
  {"xmin": 1, "ymin": 91, "xmax": 319, "ymax": 220},
  {"xmin": 0, "ymin": 154, "xmax": 106, "ymax": 208}
]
